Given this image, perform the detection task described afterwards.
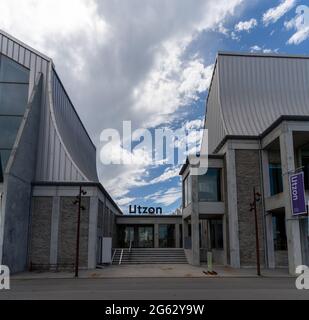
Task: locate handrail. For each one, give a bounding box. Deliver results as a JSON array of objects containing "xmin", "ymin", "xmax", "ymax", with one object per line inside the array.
[
  {"xmin": 111, "ymin": 249, "xmax": 116, "ymax": 264},
  {"xmin": 129, "ymin": 240, "xmax": 132, "ymax": 253},
  {"xmin": 119, "ymin": 249, "xmax": 124, "ymax": 265}
]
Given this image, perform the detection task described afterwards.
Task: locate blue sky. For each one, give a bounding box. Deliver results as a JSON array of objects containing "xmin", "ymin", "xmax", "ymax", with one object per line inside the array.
[
  {"xmin": 114, "ymin": 0, "xmax": 309, "ymax": 214},
  {"xmin": 1, "ymin": 0, "xmax": 309, "ymax": 214}
]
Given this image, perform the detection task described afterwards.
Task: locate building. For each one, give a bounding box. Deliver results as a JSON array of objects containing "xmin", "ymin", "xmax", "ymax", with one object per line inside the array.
[
  {"xmin": 180, "ymin": 52, "xmax": 309, "ymax": 274},
  {"xmin": 0, "ymin": 30, "xmax": 122, "ymax": 273},
  {"xmin": 3, "ymin": 31, "xmax": 308, "ymax": 275}
]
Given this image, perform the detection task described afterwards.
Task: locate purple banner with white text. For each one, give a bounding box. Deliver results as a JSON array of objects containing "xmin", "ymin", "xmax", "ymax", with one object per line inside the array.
[{"xmin": 289, "ymin": 172, "xmax": 306, "ymax": 216}]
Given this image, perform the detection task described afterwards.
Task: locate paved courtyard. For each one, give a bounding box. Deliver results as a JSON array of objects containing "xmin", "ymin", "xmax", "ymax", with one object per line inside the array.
[
  {"xmin": 1, "ymin": 277, "xmax": 309, "ymax": 300},
  {"xmin": 2, "ymin": 264, "xmax": 306, "ymax": 300},
  {"xmin": 11, "ymin": 264, "xmax": 291, "ymax": 280}
]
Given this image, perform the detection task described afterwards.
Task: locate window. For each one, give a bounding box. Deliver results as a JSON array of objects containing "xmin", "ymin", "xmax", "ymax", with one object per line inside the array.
[
  {"xmin": 210, "ymin": 219, "xmax": 223, "ymax": 250},
  {"xmin": 272, "ymin": 213, "xmax": 287, "ymax": 251},
  {"xmin": 159, "ymin": 224, "xmax": 175, "ymax": 248},
  {"xmin": 0, "ymin": 54, "xmax": 29, "ymax": 183},
  {"xmin": 198, "ymin": 168, "xmax": 221, "ymax": 202},
  {"xmin": 302, "ymin": 156, "xmax": 309, "ymax": 190},
  {"xmin": 269, "ymin": 163, "xmax": 283, "ymax": 196},
  {"xmin": 138, "ymin": 226, "xmax": 154, "ymax": 248},
  {"xmin": 0, "ymin": 83, "xmax": 29, "ymax": 115},
  {"xmin": 183, "ymin": 174, "xmax": 192, "ymax": 207},
  {"xmin": 0, "ymin": 55, "xmax": 29, "ymax": 83}
]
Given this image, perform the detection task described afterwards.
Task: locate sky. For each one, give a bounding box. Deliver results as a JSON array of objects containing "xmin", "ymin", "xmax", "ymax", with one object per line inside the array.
[{"xmin": 1, "ymin": 0, "xmax": 309, "ymax": 214}]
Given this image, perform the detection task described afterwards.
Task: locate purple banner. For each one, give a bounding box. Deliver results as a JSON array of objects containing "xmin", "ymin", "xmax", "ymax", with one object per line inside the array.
[{"xmin": 290, "ymin": 172, "xmax": 306, "ymax": 216}]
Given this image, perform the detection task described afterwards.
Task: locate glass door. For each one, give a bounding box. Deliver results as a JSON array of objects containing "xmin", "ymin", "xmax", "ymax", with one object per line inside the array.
[
  {"xmin": 124, "ymin": 226, "xmax": 134, "ymax": 248},
  {"xmin": 138, "ymin": 226, "xmax": 154, "ymax": 248}
]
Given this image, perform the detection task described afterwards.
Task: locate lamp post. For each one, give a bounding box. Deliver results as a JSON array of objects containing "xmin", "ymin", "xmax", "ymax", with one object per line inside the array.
[
  {"xmin": 250, "ymin": 187, "xmax": 261, "ymax": 276},
  {"xmin": 73, "ymin": 186, "xmax": 87, "ymax": 278}
]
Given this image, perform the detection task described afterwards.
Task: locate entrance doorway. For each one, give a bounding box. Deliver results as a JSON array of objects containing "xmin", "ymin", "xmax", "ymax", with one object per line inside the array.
[
  {"xmin": 119, "ymin": 225, "xmax": 154, "ymax": 248},
  {"xmin": 200, "ymin": 218, "xmax": 224, "ymax": 263},
  {"xmin": 138, "ymin": 226, "xmax": 154, "ymax": 248},
  {"xmin": 159, "ymin": 224, "xmax": 175, "ymax": 248}
]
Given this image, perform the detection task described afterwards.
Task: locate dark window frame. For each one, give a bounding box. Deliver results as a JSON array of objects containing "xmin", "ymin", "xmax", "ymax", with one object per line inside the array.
[{"xmin": 198, "ymin": 168, "xmax": 222, "ymax": 202}]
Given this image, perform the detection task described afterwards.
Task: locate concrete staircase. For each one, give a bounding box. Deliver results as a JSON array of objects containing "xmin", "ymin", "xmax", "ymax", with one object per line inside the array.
[{"xmin": 112, "ymin": 248, "xmax": 187, "ymax": 265}]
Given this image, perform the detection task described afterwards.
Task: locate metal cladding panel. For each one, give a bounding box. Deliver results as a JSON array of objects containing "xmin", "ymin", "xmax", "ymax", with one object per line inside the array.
[
  {"xmin": 0, "ymin": 30, "xmax": 98, "ymax": 182},
  {"xmin": 52, "ymin": 70, "xmax": 98, "ymax": 182},
  {"xmin": 218, "ymin": 54, "xmax": 309, "ymax": 136},
  {"xmin": 205, "ymin": 65, "xmax": 226, "ymax": 154},
  {"xmin": 0, "ymin": 31, "xmax": 51, "ymax": 180}
]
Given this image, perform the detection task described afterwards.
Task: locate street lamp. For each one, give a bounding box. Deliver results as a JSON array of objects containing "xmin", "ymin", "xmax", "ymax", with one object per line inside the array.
[
  {"xmin": 73, "ymin": 186, "xmax": 87, "ymax": 278},
  {"xmin": 250, "ymin": 187, "xmax": 262, "ymax": 276}
]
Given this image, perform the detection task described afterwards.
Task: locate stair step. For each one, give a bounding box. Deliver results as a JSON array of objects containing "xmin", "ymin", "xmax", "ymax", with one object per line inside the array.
[{"xmin": 112, "ymin": 248, "xmax": 187, "ymax": 265}]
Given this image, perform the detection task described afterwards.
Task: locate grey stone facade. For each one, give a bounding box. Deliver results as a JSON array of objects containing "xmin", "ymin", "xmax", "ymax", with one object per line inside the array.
[
  {"xmin": 57, "ymin": 197, "xmax": 90, "ymax": 268},
  {"xmin": 235, "ymin": 150, "xmax": 265, "ymax": 267},
  {"xmin": 29, "ymin": 197, "xmax": 52, "ymax": 266}
]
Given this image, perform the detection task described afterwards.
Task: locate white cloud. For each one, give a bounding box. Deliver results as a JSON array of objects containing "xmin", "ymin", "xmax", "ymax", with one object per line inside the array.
[
  {"xmin": 213, "ymin": 23, "xmax": 230, "ymax": 36},
  {"xmin": 133, "ymin": 43, "xmax": 214, "ymax": 128},
  {"xmin": 231, "ymin": 31, "xmax": 241, "ymax": 41},
  {"xmin": 285, "ymin": 5, "xmax": 309, "ymax": 45},
  {"xmin": 0, "ymin": 0, "xmax": 109, "ymax": 78},
  {"xmin": 287, "ymin": 26, "xmax": 309, "ymax": 44},
  {"xmin": 262, "ymin": 0, "xmax": 296, "ymax": 26},
  {"xmin": 235, "ymin": 18, "xmax": 257, "ymax": 32},
  {"xmin": 116, "ymin": 197, "xmax": 136, "ymax": 207},
  {"xmin": 0, "ymin": 0, "xmax": 244, "ymax": 205},
  {"xmin": 149, "ymin": 166, "xmax": 181, "ymax": 184},
  {"xmin": 146, "ymin": 187, "xmax": 182, "ymax": 206},
  {"xmin": 250, "ymin": 45, "xmax": 279, "ymax": 53}
]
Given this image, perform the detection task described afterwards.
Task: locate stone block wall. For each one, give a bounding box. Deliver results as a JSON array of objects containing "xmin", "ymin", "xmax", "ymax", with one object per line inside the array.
[
  {"xmin": 235, "ymin": 150, "xmax": 265, "ymax": 267},
  {"xmin": 57, "ymin": 197, "xmax": 90, "ymax": 268},
  {"xmin": 29, "ymin": 197, "xmax": 52, "ymax": 266}
]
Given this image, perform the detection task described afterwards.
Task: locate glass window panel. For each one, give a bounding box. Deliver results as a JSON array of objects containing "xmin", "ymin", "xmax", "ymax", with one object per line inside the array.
[
  {"xmin": 188, "ymin": 175, "xmax": 192, "ymax": 205},
  {"xmin": 0, "ymin": 55, "xmax": 30, "ymax": 83},
  {"xmin": 138, "ymin": 226, "xmax": 154, "ymax": 248},
  {"xmin": 269, "ymin": 163, "xmax": 283, "ymax": 196},
  {"xmin": 198, "ymin": 168, "xmax": 221, "ymax": 202},
  {"xmin": 0, "ymin": 149, "xmax": 11, "ymax": 181},
  {"xmin": 301, "ymin": 156, "xmax": 309, "ymax": 190},
  {"xmin": 0, "ymin": 83, "xmax": 29, "ymax": 115},
  {"xmin": 159, "ymin": 224, "xmax": 175, "ymax": 248},
  {"xmin": 183, "ymin": 175, "xmax": 192, "ymax": 207},
  {"xmin": 272, "ymin": 213, "xmax": 287, "ymax": 251},
  {"xmin": 210, "ymin": 219, "xmax": 223, "ymax": 249},
  {"xmin": 0, "ymin": 116, "xmax": 22, "ymax": 149}
]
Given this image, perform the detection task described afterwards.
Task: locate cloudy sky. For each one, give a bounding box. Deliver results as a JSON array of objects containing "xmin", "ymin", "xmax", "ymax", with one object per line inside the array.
[{"xmin": 1, "ymin": 0, "xmax": 309, "ymax": 213}]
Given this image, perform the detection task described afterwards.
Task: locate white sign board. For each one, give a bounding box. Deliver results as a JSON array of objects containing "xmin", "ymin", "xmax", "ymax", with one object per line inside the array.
[{"xmin": 102, "ymin": 237, "xmax": 112, "ymax": 264}]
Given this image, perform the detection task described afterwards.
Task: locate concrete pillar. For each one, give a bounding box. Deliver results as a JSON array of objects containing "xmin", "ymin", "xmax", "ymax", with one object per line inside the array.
[
  {"xmin": 50, "ymin": 196, "xmax": 60, "ymax": 265},
  {"xmin": 182, "ymin": 218, "xmax": 189, "ymax": 248},
  {"xmin": 191, "ymin": 175, "xmax": 200, "ymax": 265},
  {"xmin": 226, "ymin": 147, "xmax": 240, "ymax": 268},
  {"xmin": 154, "ymin": 224, "xmax": 159, "ymax": 248},
  {"xmin": 265, "ymin": 213, "xmax": 275, "ymax": 268},
  {"xmin": 88, "ymin": 197, "xmax": 98, "ymax": 269},
  {"xmin": 279, "ymin": 125, "xmax": 303, "ymax": 274},
  {"xmin": 222, "ymin": 215, "xmax": 228, "ymax": 265},
  {"xmin": 0, "ymin": 188, "xmax": 5, "ymax": 266},
  {"xmin": 175, "ymin": 224, "xmax": 180, "ymax": 248},
  {"xmin": 261, "ymin": 150, "xmax": 275, "ymax": 268}
]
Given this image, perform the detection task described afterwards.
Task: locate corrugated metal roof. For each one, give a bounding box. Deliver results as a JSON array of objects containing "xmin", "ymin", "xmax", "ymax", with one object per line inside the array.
[{"xmin": 206, "ymin": 52, "xmax": 309, "ymax": 152}]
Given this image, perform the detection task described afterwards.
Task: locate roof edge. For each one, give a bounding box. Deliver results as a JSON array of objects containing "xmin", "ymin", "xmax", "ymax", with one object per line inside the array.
[
  {"xmin": 0, "ymin": 29, "xmax": 53, "ymax": 63},
  {"xmin": 32, "ymin": 181, "xmax": 123, "ymax": 215},
  {"xmin": 212, "ymin": 115, "xmax": 309, "ymax": 153},
  {"xmin": 218, "ymin": 50, "xmax": 309, "ymax": 60},
  {"xmin": 179, "ymin": 154, "xmax": 225, "ymax": 176}
]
